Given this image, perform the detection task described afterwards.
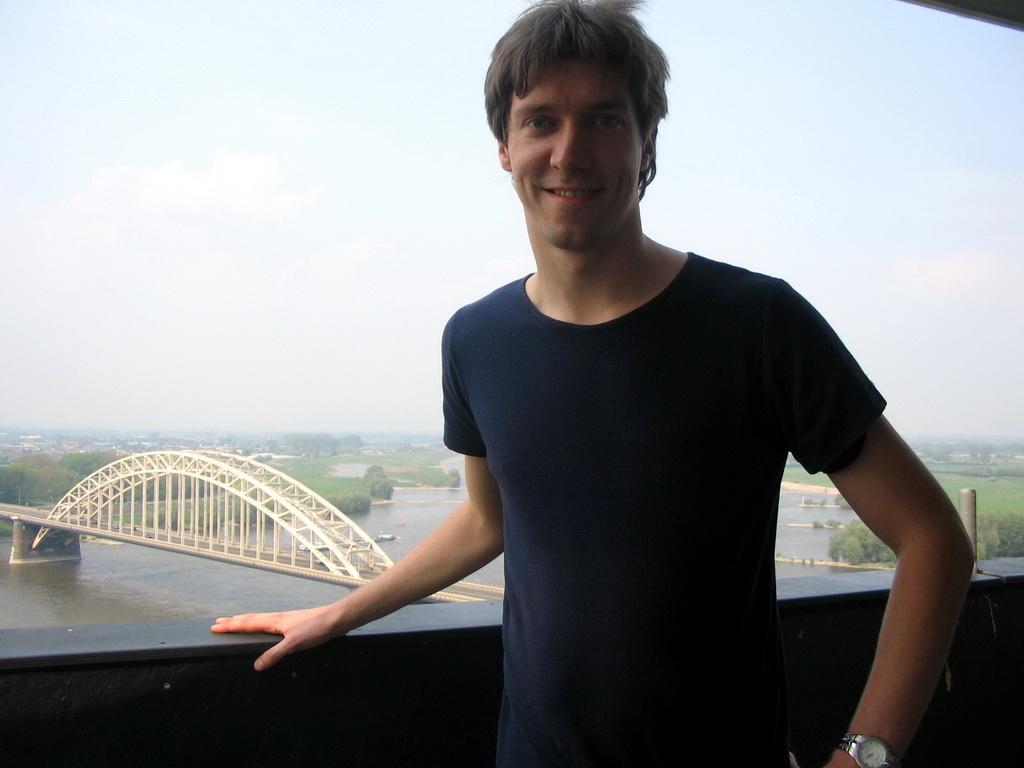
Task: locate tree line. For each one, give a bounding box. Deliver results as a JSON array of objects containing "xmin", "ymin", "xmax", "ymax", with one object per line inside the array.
[
  {"xmin": 828, "ymin": 514, "xmax": 1024, "ymax": 565},
  {"xmin": 327, "ymin": 465, "xmax": 394, "ymax": 516},
  {"xmin": 0, "ymin": 451, "xmax": 118, "ymax": 506}
]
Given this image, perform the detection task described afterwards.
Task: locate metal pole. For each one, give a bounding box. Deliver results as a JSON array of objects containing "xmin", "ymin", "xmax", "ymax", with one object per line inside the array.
[{"xmin": 958, "ymin": 488, "xmax": 977, "ymax": 569}]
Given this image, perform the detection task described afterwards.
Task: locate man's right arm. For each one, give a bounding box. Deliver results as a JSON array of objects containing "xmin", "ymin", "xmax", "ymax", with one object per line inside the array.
[{"xmin": 210, "ymin": 454, "xmax": 504, "ymax": 671}]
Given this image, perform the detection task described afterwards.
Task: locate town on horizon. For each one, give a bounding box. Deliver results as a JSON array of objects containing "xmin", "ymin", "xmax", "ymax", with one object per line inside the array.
[
  {"xmin": 0, "ymin": 426, "xmax": 447, "ymax": 460},
  {"xmin": 2, "ymin": 425, "xmax": 1022, "ymax": 462}
]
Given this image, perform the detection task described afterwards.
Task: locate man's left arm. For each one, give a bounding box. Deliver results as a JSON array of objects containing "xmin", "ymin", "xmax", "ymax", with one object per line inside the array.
[{"xmin": 819, "ymin": 416, "xmax": 975, "ymax": 767}]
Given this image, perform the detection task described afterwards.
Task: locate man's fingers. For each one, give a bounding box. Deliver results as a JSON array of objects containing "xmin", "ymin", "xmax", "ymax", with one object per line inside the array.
[
  {"xmin": 210, "ymin": 612, "xmax": 283, "ymax": 634},
  {"xmin": 254, "ymin": 639, "xmax": 289, "ymax": 671}
]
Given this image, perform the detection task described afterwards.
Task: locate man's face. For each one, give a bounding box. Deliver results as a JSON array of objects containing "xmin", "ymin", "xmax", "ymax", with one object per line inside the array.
[{"xmin": 498, "ymin": 59, "xmax": 655, "ymax": 255}]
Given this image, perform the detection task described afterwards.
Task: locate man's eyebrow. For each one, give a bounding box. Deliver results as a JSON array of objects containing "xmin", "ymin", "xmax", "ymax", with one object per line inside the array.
[
  {"xmin": 587, "ymin": 99, "xmax": 633, "ymax": 112},
  {"xmin": 510, "ymin": 103, "xmax": 554, "ymax": 119},
  {"xmin": 510, "ymin": 99, "xmax": 632, "ymax": 119}
]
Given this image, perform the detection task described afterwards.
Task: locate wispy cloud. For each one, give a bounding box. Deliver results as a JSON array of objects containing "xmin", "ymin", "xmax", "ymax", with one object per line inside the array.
[
  {"xmin": 890, "ymin": 255, "xmax": 1021, "ymax": 298},
  {"xmin": 50, "ymin": 150, "xmax": 322, "ymax": 240}
]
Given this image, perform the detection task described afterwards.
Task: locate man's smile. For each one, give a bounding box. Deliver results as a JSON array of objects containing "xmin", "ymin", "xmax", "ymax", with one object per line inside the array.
[{"xmin": 546, "ymin": 188, "xmax": 599, "ymax": 199}]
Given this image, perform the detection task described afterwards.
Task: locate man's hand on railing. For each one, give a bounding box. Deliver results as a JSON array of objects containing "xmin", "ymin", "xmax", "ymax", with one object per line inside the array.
[{"xmin": 212, "ymin": 604, "xmax": 344, "ymax": 671}]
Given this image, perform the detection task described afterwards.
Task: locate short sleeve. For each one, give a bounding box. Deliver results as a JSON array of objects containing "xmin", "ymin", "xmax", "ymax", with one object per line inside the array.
[
  {"xmin": 441, "ymin": 314, "xmax": 487, "ymax": 457},
  {"xmin": 762, "ymin": 281, "xmax": 886, "ymax": 474}
]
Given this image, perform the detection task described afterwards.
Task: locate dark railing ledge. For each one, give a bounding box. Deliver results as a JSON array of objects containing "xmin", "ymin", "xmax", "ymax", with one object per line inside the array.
[
  {"xmin": 4, "ymin": 558, "xmax": 1024, "ymax": 671},
  {"xmin": 0, "ymin": 599, "xmax": 505, "ymax": 672},
  {"xmin": 971, "ymin": 555, "xmax": 1024, "ymax": 581},
  {"xmin": 777, "ymin": 562, "xmax": 1012, "ymax": 606}
]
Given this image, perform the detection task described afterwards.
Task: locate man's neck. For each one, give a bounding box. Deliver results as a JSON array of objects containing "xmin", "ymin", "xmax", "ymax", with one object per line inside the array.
[{"xmin": 524, "ymin": 235, "xmax": 688, "ymax": 325}]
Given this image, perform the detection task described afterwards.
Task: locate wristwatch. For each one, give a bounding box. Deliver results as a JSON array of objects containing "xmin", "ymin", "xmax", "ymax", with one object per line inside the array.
[{"xmin": 838, "ymin": 734, "xmax": 900, "ymax": 768}]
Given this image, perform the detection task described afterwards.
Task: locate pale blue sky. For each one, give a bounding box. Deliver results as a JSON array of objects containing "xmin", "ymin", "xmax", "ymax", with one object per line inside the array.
[{"xmin": 1, "ymin": 1, "xmax": 1021, "ymax": 438}]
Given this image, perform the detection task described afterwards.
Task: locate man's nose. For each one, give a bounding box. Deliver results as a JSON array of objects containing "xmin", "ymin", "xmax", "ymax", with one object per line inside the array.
[{"xmin": 550, "ymin": 125, "xmax": 590, "ymax": 171}]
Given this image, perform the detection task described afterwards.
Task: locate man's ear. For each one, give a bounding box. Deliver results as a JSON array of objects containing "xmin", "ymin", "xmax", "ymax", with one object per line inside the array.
[
  {"xmin": 641, "ymin": 127, "xmax": 658, "ymax": 172},
  {"xmin": 498, "ymin": 142, "xmax": 513, "ymax": 173}
]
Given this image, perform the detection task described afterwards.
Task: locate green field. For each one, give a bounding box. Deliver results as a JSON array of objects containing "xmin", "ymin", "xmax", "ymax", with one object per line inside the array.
[
  {"xmin": 269, "ymin": 449, "xmax": 457, "ymax": 499},
  {"xmin": 927, "ymin": 467, "xmax": 1024, "ymax": 517},
  {"xmin": 783, "ymin": 461, "xmax": 1024, "ymax": 518}
]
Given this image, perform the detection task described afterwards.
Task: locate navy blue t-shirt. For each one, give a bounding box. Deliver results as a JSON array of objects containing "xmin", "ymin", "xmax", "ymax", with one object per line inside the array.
[{"xmin": 442, "ymin": 254, "xmax": 885, "ymax": 767}]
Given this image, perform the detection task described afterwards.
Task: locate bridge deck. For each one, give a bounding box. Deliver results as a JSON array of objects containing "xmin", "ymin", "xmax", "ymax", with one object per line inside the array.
[{"xmin": 1, "ymin": 502, "xmax": 502, "ymax": 602}]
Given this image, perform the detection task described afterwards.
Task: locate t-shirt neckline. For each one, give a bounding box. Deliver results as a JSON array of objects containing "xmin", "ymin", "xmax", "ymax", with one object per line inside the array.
[{"xmin": 516, "ymin": 252, "xmax": 699, "ymax": 331}]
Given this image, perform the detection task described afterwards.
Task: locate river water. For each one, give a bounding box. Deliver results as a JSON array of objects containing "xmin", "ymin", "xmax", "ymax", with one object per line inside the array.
[{"xmin": 0, "ymin": 483, "xmax": 859, "ymax": 630}]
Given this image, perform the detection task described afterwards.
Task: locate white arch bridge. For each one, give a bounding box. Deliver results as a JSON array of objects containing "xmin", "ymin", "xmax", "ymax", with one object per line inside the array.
[{"xmin": 4, "ymin": 451, "xmax": 499, "ymax": 603}]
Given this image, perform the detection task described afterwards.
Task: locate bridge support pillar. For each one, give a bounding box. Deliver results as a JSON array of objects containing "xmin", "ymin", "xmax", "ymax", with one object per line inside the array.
[{"xmin": 9, "ymin": 520, "xmax": 81, "ymax": 564}]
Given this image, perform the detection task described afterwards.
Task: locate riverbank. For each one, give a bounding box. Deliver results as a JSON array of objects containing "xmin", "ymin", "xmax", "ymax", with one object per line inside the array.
[
  {"xmin": 781, "ymin": 480, "xmax": 838, "ymax": 494},
  {"xmin": 774, "ymin": 555, "xmax": 887, "ymax": 571}
]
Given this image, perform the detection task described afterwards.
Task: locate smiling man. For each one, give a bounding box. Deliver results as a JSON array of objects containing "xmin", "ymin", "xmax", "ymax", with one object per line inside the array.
[
  {"xmin": 496, "ymin": 58, "xmax": 682, "ymax": 325},
  {"xmin": 214, "ymin": 3, "xmax": 974, "ymax": 767}
]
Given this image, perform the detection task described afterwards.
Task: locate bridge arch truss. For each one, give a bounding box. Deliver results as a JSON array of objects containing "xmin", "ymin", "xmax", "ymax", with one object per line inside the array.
[{"xmin": 43, "ymin": 451, "xmax": 394, "ymax": 581}]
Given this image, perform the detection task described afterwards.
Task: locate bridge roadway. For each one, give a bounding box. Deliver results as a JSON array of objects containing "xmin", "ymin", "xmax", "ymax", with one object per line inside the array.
[{"xmin": 1, "ymin": 503, "xmax": 503, "ymax": 603}]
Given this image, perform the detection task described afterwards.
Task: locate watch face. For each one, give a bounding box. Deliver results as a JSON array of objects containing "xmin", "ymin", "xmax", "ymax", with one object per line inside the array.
[{"xmin": 857, "ymin": 738, "xmax": 888, "ymax": 767}]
